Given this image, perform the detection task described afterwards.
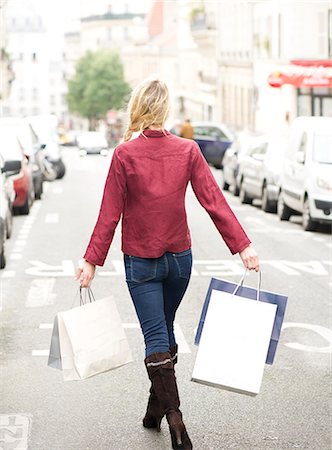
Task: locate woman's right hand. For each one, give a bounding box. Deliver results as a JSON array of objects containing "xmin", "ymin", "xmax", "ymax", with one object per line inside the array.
[{"xmin": 75, "ymin": 260, "xmax": 96, "ymax": 288}]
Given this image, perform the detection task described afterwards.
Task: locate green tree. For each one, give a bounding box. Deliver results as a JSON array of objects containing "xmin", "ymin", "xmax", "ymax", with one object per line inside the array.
[{"xmin": 67, "ymin": 50, "xmax": 131, "ymax": 129}]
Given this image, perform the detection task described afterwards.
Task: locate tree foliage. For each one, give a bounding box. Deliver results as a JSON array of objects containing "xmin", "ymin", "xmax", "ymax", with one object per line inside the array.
[{"xmin": 67, "ymin": 50, "xmax": 131, "ymax": 127}]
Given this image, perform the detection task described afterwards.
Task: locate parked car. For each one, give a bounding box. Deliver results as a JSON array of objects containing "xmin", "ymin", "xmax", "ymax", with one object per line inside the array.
[
  {"xmin": 77, "ymin": 131, "xmax": 109, "ymax": 156},
  {"xmin": 0, "ymin": 155, "xmax": 21, "ymax": 268},
  {"xmin": 0, "ymin": 125, "xmax": 34, "ymax": 215},
  {"xmin": 237, "ymin": 136, "xmax": 287, "ymax": 212},
  {"xmin": 0, "ymin": 117, "xmax": 45, "ymax": 199},
  {"xmin": 222, "ymin": 131, "xmax": 263, "ymax": 194},
  {"xmin": 28, "ymin": 115, "xmax": 66, "ymax": 179},
  {"xmin": 170, "ymin": 122, "xmax": 233, "ymax": 169},
  {"xmin": 278, "ymin": 116, "xmax": 332, "ymax": 231}
]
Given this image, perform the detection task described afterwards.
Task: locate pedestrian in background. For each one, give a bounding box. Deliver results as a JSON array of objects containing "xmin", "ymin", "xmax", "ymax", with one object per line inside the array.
[
  {"xmin": 179, "ymin": 118, "xmax": 194, "ymax": 139},
  {"xmin": 76, "ymin": 79, "xmax": 259, "ymax": 450}
]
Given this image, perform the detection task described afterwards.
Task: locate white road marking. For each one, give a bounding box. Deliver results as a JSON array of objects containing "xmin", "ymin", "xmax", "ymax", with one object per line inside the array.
[
  {"xmin": 26, "ymin": 260, "xmax": 75, "ymax": 277},
  {"xmin": 36, "ymin": 323, "xmax": 191, "ymax": 354},
  {"xmin": 25, "ymin": 279, "xmax": 56, "ymax": 307},
  {"xmin": 326, "ymin": 242, "xmax": 332, "ymax": 248},
  {"xmin": 25, "ymin": 259, "xmax": 331, "ymax": 278},
  {"xmin": 0, "ymin": 414, "xmax": 31, "ymax": 450},
  {"xmin": 201, "ymin": 261, "xmax": 243, "ymax": 277},
  {"xmin": 123, "ymin": 323, "xmax": 140, "ymax": 329},
  {"xmin": 14, "ymin": 240, "xmax": 27, "ymax": 247},
  {"xmin": 313, "ymin": 237, "xmax": 324, "ymax": 242},
  {"xmin": 52, "ymin": 187, "xmax": 63, "ymax": 194},
  {"xmin": 0, "ymin": 270, "xmax": 16, "ymax": 278},
  {"xmin": 282, "ymin": 322, "xmax": 332, "ymax": 353},
  {"xmin": 45, "ymin": 213, "xmax": 59, "ymax": 224},
  {"xmin": 174, "ymin": 323, "xmax": 191, "ymax": 353},
  {"xmin": 9, "ymin": 254, "xmax": 22, "ymax": 260},
  {"xmin": 17, "ymin": 233, "xmax": 29, "ymax": 239},
  {"xmin": 32, "ymin": 350, "xmax": 49, "ymax": 356}
]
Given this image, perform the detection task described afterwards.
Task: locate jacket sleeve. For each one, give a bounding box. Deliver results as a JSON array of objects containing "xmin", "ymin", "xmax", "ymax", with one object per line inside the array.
[
  {"xmin": 83, "ymin": 148, "xmax": 126, "ymax": 266},
  {"xmin": 190, "ymin": 143, "xmax": 251, "ymax": 254}
]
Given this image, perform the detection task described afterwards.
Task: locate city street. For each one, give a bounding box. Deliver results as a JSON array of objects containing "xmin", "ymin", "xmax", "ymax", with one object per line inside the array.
[{"xmin": 1, "ymin": 148, "xmax": 331, "ymax": 450}]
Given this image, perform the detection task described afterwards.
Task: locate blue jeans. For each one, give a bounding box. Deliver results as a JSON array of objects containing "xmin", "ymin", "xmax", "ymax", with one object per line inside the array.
[{"xmin": 124, "ymin": 249, "xmax": 192, "ymax": 357}]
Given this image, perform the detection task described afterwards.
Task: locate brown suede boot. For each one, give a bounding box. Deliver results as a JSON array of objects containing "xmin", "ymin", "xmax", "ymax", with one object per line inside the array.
[
  {"xmin": 145, "ymin": 352, "xmax": 192, "ymax": 450},
  {"xmin": 143, "ymin": 345, "xmax": 179, "ymax": 431},
  {"xmin": 170, "ymin": 344, "xmax": 178, "ymax": 366}
]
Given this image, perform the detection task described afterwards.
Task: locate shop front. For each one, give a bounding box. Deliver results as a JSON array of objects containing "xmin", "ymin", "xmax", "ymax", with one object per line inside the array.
[{"xmin": 268, "ymin": 60, "xmax": 332, "ymax": 117}]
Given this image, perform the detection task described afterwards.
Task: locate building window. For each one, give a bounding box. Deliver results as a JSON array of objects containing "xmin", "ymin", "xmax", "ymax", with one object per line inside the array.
[
  {"xmin": 328, "ymin": 9, "xmax": 332, "ymax": 58},
  {"xmin": 32, "ymin": 52, "xmax": 37, "ymax": 62},
  {"xmin": 50, "ymin": 95, "xmax": 56, "ymax": 106},
  {"xmin": 318, "ymin": 11, "xmax": 327, "ymax": 56}
]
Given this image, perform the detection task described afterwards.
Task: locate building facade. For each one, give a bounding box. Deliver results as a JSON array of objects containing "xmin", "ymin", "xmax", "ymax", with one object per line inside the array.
[
  {"xmin": 0, "ymin": 0, "xmax": 14, "ymax": 106},
  {"xmin": 2, "ymin": 1, "xmax": 68, "ymax": 121},
  {"xmin": 217, "ymin": 0, "xmax": 332, "ymax": 134}
]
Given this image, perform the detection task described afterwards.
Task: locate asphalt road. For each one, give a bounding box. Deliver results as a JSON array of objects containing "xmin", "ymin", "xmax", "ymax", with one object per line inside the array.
[{"xmin": 1, "ymin": 147, "xmax": 331, "ymax": 450}]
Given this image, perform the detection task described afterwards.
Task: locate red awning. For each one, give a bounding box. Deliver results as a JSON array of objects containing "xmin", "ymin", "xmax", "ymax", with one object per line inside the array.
[{"xmin": 268, "ymin": 65, "xmax": 332, "ymax": 88}]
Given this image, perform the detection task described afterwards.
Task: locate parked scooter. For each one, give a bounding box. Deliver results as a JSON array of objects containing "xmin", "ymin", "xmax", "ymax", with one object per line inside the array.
[{"xmin": 27, "ymin": 115, "xmax": 66, "ymax": 180}]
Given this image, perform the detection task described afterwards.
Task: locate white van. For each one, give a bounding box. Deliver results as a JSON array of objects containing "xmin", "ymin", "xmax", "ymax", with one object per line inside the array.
[{"xmin": 278, "ymin": 117, "xmax": 332, "ymax": 231}]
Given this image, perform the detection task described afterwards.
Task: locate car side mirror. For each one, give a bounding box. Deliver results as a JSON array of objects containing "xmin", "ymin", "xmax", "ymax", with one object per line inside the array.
[
  {"xmin": 2, "ymin": 160, "xmax": 22, "ymax": 176},
  {"xmin": 296, "ymin": 152, "xmax": 305, "ymax": 164}
]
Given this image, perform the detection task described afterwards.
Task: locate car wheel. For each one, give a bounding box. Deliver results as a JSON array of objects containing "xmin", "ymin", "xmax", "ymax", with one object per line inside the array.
[
  {"xmin": 277, "ymin": 191, "xmax": 292, "ymax": 221},
  {"xmin": 262, "ymin": 184, "xmax": 276, "ymax": 213},
  {"xmin": 0, "ymin": 246, "xmax": 6, "ymax": 269},
  {"xmin": 55, "ymin": 160, "xmax": 66, "ymax": 179},
  {"xmin": 239, "ymin": 182, "xmax": 252, "ymax": 205},
  {"xmin": 302, "ymin": 197, "xmax": 318, "ymax": 232},
  {"xmin": 15, "ymin": 196, "xmax": 30, "ymax": 215},
  {"xmin": 5, "ymin": 211, "xmax": 13, "ymax": 239},
  {"xmin": 234, "ymin": 184, "xmax": 240, "ymax": 196},
  {"xmin": 222, "ymin": 179, "xmax": 230, "ymax": 191}
]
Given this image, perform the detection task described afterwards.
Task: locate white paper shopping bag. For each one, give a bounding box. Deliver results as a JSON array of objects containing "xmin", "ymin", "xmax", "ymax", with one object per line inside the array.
[
  {"xmin": 56, "ymin": 295, "xmax": 132, "ymax": 381},
  {"xmin": 192, "ymin": 273, "xmax": 277, "ymax": 395}
]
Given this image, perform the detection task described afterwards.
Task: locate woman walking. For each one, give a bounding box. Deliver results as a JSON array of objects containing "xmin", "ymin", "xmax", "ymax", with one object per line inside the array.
[{"xmin": 76, "ymin": 79, "xmax": 259, "ymax": 449}]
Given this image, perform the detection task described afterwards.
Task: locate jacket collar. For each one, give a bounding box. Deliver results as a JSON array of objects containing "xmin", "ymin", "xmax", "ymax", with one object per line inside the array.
[{"xmin": 140, "ymin": 129, "xmax": 171, "ymax": 138}]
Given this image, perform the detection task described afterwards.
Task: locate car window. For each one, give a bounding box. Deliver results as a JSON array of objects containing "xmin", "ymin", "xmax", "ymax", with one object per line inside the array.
[
  {"xmin": 194, "ymin": 126, "xmax": 227, "ymax": 140},
  {"xmin": 313, "ymin": 134, "xmax": 332, "ymax": 164},
  {"xmin": 248, "ymin": 142, "xmax": 267, "ymax": 157},
  {"xmin": 0, "ymin": 128, "xmax": 22, "ymax": 161}
]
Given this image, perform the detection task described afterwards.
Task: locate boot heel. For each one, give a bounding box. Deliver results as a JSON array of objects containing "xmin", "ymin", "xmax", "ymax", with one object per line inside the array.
[
  {"xmin": 169, "ymin": 423, "xmax": 193, "ymax": 449},
  {"xmin": 143, "ymin": 414, "xmax": 162, "ymax": 431}
]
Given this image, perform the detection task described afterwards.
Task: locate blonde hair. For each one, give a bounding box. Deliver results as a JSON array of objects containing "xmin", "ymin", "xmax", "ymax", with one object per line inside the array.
[{"xmin": 123, "ymin": 79, "xmax": 170, "ymax": 142}]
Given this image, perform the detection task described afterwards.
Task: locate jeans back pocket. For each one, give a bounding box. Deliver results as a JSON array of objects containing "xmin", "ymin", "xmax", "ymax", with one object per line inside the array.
[
  {"xmin": 124, "ymin": 255, "xmax": 158, "ymax": 283},
  {"xmin": 173, "ymin": 249, "xmax": 192, "ymax": 279}
]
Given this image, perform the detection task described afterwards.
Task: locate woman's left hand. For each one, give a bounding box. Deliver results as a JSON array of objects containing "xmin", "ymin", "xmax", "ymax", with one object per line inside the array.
[
  {"xmin": 239, "ymin": 245, "xmax": 260, "ymax": 272},
  {"xmin": 75, "ymin": 260, "xmax": 96, "ymax": 287}
]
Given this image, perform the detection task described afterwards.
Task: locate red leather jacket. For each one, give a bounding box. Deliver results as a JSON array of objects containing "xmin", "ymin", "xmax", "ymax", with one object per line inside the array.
[{"xmin": 84, "ymin": 129, "xmax": 251, "ymax": 266}]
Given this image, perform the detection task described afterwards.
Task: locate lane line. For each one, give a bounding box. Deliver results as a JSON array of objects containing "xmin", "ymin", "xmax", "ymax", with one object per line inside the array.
[
  {"xmin": 32, "ymin": 350, "xmax": 49, "ymax": 356},
  {"xmin": 0, "ymin": 270, "xmax": 16, "ymax": 278},
  {"xmin": 52, "ymin": 187, "xmax": 63, "ymax": 194},
  {"xmin": 9, "ymin": 254, "xmax": 22, "ymax": 260},
  {"xmin": 35, "ymin": 322, "xmax": 191, "ymax": 354}
]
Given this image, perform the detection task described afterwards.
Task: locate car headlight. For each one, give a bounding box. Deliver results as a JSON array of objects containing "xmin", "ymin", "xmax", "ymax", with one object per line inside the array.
[{"xmin": 317, "ymin": 176, "xmax": 332, "ymax": 191}]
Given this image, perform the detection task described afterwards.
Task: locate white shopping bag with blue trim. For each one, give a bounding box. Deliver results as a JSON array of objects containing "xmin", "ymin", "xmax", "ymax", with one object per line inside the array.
[{"xmin": 192, "ymin": 272, "xmax": 277, "ymax": 395}]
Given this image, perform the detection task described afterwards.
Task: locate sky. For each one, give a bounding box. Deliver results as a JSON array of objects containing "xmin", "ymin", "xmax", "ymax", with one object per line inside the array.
[{"xmin": 6, "ymin": 0, "xmax": 152, "ymax": 56}]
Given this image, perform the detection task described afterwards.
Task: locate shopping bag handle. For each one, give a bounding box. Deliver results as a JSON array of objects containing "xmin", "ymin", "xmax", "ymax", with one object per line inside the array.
[
  {"xmin": 232, "ymin": 270, "xmax": 262, "ymax": 302},
  {"xmin": 79, "ymin": 287, "xmax": 96, "ymax": 305}
]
